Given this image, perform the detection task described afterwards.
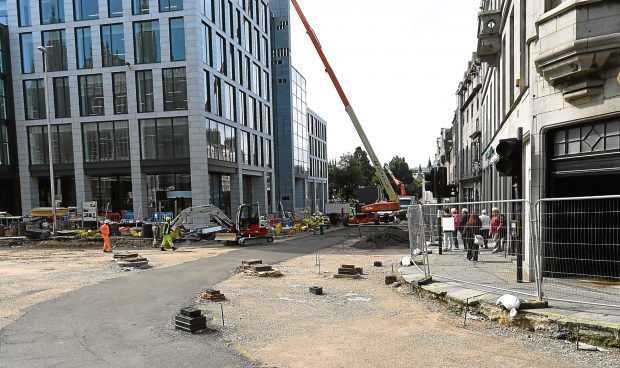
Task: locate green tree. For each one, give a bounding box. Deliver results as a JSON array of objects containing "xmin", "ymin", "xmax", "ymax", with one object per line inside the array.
[
  {"xmin": 387, "ymin": 156, "xmax": 414, "ymax": 196},
  {"xmin": 328, "ymin": 153, "xmax": 364, "ymax": 201},
  {"xmin": 352, "ymin": 147, "xmax": 375, "ymax": 185}
]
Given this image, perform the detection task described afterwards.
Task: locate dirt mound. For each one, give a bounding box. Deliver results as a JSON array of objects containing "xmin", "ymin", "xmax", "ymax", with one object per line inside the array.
[{"xmin": 351, "ymin": 227, "xmax": 409, "ymax": 249}]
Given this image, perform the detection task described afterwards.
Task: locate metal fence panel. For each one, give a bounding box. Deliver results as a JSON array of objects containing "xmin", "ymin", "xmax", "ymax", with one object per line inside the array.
[
  {"xmin": 417, "ymin": 199, "xmax": 538, "ymax": 299},
  {"xmin": 407, "ymin": 205, "xmax": 429, "ymax": 277},
  {"xmin": 535, "ymin": 195, "xmax": 620, "ymax": 309}
]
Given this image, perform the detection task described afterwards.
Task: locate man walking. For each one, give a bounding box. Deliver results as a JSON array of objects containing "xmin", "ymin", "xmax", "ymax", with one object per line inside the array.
[
  {"xmin": 479, "ymin": 209, "xmax": 491, "ymax": 249},
  {"xmin": 100, "ymin": 219, "xmax": 112, "ymax": 253},
  {"xmin": 161, "ymin": 217, "xmax": 177, "ymax": 251},
  {"xmin": 491, "ymin": 207, "xmax": 506, "ymax": 253}
]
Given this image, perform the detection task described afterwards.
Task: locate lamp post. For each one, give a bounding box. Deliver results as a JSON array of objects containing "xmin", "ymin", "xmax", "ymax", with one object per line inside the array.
[{"xmin": 37, "ymin": 45, "xmax": 56, "ymax": 235}]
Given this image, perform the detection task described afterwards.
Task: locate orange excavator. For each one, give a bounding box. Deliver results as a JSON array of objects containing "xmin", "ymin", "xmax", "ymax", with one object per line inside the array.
[{"xmin": 291, "ymin": 0, "xmax": 400, "ymax": 225}]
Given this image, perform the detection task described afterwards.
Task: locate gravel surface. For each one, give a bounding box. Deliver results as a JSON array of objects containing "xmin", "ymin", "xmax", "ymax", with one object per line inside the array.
[
  {"xmin": 199, "ymin": 244, "xmax": 620, "ymax": 368},
  {"xmin": 0, "ymin": 244, "xmax": 234, "ymax": 330}
]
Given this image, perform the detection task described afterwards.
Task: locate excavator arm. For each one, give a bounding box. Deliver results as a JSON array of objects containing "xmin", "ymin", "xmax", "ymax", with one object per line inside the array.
[
  {"xmin": 384, "ymin": 164, "xmax": 407, "ymax": 197},
  {"xmin": 170, "ymin": 205, "xmax": 235, "ymax": 231},
  {"xmin": 291, "ymin": 0, "xmax": 400, "ymax": 209}
]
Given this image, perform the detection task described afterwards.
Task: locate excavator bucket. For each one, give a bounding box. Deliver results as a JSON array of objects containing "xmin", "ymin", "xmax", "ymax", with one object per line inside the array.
[{"xmin": 214, "ymin": 232, "xmax": 238, "ymax": 242}]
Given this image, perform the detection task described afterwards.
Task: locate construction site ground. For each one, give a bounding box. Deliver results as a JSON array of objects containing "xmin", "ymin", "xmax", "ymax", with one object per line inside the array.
[{"xmin": 0, "ymin": 227, "xmax": 619, "ymax": 367}]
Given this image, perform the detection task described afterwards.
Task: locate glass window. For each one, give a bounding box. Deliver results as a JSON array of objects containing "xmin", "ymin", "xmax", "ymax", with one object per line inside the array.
[
  {"xmin": 18, "ymin": 0, "xmax": 32, "ymax": 27},
  {"xmin": 108, "ymin": 0, "xmax": 123, "ymax": 17},
  {"xmin": 214, "ymin": 34, "xmax": 226, "ymax": 73},
  {"xmin": 78, "ymin": 74, "xmax": 104, "ymax": 116},
  {"xmin": 42, "ymin": 30, "xmax": 68, "ymax": 72},
  {"xmin": 28, "ymin": 125, "xmax": 73, "ymax": 165},
  {"xmin": 74, "ymin": 0, "xmax": 98, "ymax": 21},
  {"xmin": 40, "ymin": 0, "xmax": 65, "ymax": 24},
  {"xmin": 75, "ymin": 27, "xmax": 93, "ymax": 69},
  {"xmin": 134, "ymin": 20, "xmax": 160, "ymax": 64},
  {"xmin": 247, "ymin": 96, "xmax": 255, "ymax": 129},
  {"xmin": 53, "ymin": 77, "xmax": 71, "ymax": 118},
  {"xmin": 20, "ymin": 33, "xmax": 35, "ymax": 74},
  {"xmin": 101, "ymin": 24, "xmax": 126, "ymax": 67},
  {"xmin": 0, "ymin": 121, "xmax": 8, "ymax": 166},
  {"xmin": 238, "ymin": 90, "xmax": 246, "ymax": 125},
  {"xmin": 202, "ymin": 23, "xmax": 212, "ymax": 66},
  {"xmin": 0, "ymin": 81, "xmax": 6, "ymax": 120},
  {"xmin": 98, "ymin": 121, "xmax": 114, "ymax": 161},
  {"xmin": 228, "ymin": 44, "xmax": 235, "ymax": 80},
  {"xmin": 83, "ymin": 122, "xmax": 99, "ymax": 162},
  {"xmin": 140, "ymin": 119, "xmax": 157, "ymax": 159},
  {"xmin": 213, "ymin": 76, "xmax": 222, "ymax": 116},
  {"xmin": 115, "ymin": 121, "xmax": 129, "ymax": 160},
  {"xmin": 240, "ymin": 130, "xmax": 249, "ymax": 164},
  {"xmin": 173, "ymin": 117, "xmax": 189, "ymax": 158},
  {"xmin": 136, "ymin": 70, "xmax": 154, "ymax": 113},
  {"xmin": 204, "ymin": 70, "xmax": 211, "ymax": 112},
  {"xmin": 157, "ymin": 119, "xmax": 173, "ymax": 159},
  {"xmin": 206, "ymin": 119, "xmax": 236, "ymax": 163},
  {"xmin": 23, "ymin": 79, "xmax": 46, "ymax": 120},
  {"xmin": 132, "ymin": 0, "xmax": 149, "ymax": 15},
  {"xmin": 112, "ymin": 73, "xmax": 128, "ymax": 114},
  {"xmin": 28, "ymin": 126, "xmax": 47, "ymax": 164},
  {"xmin": 169, "ymin": 18, "xmax": 185, "ymax": 61},
  {"xmin": 163, "ymin": 67, "xmax": 187, "ymax": 111},
  {"xmin": 223, "ymin": 82, "xmax": 236, "ymax": 121},
  {"xmin": 83, "ymin": 121, "xmax": 130, "ymax": 162},
  {"xmin": 243, "ymin": 18, "xmax": 251, "ymax": 53},
  {"xmin": 160, "ymin": 0, "xmax": 183, "ymax": 12}
]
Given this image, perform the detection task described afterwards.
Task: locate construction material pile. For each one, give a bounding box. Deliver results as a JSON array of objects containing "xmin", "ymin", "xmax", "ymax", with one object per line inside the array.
[
  {"xmin": 240, "ymin": 259, "xmax": 282, "ymax": 277},
  {"xmin": 202, "ymin": 289, "xmax": 226, "ymax": 301},
  {"xmin": 175, "ymin": 307, "xmax": 208, "ymax": 333},
  {"xmin": 333, "ymin": 264, "xmax": 362, "ymax": 279},
  {"xmin": 351, "ymin": 226, "xmax": 409, "ymax": 249},
  {"xmin": 113, "ymin": 252, "xmax": 149, "ymax": 269}
]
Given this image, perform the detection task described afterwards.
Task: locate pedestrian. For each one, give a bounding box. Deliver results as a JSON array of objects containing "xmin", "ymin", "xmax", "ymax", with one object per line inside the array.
[
  {"xmin": 161, "ymin": 216, "xmax": 176, "ymax": 251},
  {"xmin": 442, "ymin": 208, "xmax": 453, "ymax": 251},
  {"xmin": 451, "ymin": 208, "xmax": 460, "ymax": 250},
  {"xmin": 479, "ymin": 209, "xmax": 491, "ymax": 249},
  {"xmin": 100, "ymin": 219, "xmax": 112, "ymax": 253},
  {"xmin": 318, "ymin": 215, "xmax": 325, "ymax": 235},
  {"xmin": 458, "ymin": 208, "xmax": 469, "ymax": 250},
  {"xmin": 464, "ymin": 211, "xmax": 482, "ymax": 261},
  {"xmin": 491, "ymin": 207, "xmax": 506, "ymax": 254}
]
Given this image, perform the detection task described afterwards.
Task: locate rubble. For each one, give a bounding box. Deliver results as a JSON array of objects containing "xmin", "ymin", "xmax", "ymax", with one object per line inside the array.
[
  {"xmin": 113, "ymin": 252, "xmax": 149, "ymax": 269},
  {"xmin": 350, "ymin": 226, "xmax": 409, "ymax": 249}
]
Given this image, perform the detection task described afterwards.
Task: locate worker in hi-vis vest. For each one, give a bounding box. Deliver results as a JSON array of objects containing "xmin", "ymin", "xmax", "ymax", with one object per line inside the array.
[
  {"xmin": 100, "ymin": 219, "xmax": 112, "ymax": 253},
  {"xmin": 161, "ymin": 217, "xmax": 177, "ymax": 251}
]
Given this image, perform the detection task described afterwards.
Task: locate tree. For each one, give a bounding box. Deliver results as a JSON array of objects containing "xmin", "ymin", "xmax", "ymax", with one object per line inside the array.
[
  {"xmin": 387, "ymin": 156, "xmax": 414, "ymax": 196},
  {"xmin": 328, "ymin": 153, "xmax": 364, "ymax": 201},
  {"xmin": 352, "ymin": 147, "xmax": 375, "ymax": 185}
]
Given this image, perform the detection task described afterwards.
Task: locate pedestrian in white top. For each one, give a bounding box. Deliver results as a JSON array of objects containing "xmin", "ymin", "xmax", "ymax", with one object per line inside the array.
[{"xmin": 479, "ymin": 209, "xmax": 491, "ymax": 249}]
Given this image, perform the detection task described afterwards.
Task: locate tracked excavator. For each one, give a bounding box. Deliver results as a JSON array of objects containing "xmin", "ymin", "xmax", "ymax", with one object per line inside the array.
[{"xmin": 291, "ymin": 0, "xmax": 400, "ymax": 225}]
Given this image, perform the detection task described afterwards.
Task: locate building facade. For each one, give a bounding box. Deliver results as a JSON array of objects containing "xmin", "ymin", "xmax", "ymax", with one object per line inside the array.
[
  {"xmin": 269, "ymin": 0, "xmax": 328, "ymax": 214},
  {"xmin": 0, "ymin": 21, "xmax": 21, "ymax": 215},
  {"xmin": 307, "ymin": 108, "xmax": 327, "ymax": 213},
  {"xmin": 8, "ymin": 0, "xmax": 275, "ymax": 219}
]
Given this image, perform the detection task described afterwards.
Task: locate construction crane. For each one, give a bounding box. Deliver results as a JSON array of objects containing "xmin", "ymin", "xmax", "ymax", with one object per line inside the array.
[
  {"xmin": 384, "ymin": 164, "xmax": 407, "ymax": 197},
  {"xmin": 291, "ymin": 0, "xmax": 401, "ymax": 219}
]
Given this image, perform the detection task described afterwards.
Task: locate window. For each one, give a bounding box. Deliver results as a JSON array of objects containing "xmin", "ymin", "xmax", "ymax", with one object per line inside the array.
[
  {"xmin": 139, "ymin": 117, "xmax": 189, "ymax": 160},
  {"xmin": 82, "ymin": 120, "xmax": 129, "ymax": 162},
  {"xmin": 213, "ymin": 76, "xmax": 222, "ymax": 116},
  {"xmin": 20, "ymin": 33, "xmax": 35, "ymax": 74},
  {"xmin": 241, "ymin": 131, "xmax": 250, "ymax": 164},
  {"xmin": 163, "ymin": 67, "xmax": 187, "ymax": 111},
  {"xmin": 547, "ymin": 0, "xmax": 568, "ymax": 10},
  {"xmin": 27, "ymin": 124, "xmax": 73, "ymax": 165},
  {"xmin": 18, "ymin": 0, "xmax": 32, "ymax": 26},
  {"xmin": 108, "ymin": 0, "xmax": 123, "ymax": 17},
  {"xmin": 243, "ymin": 18, "xmax": 251, "ymax": 53},
  {"xmin": 42, "ymin": 30, "xmax": 68, "ymax": 72},
  {"xmin": 112, "ymin": 73, "xmax": 127, "ymax": 114},
  {"xmin": 238, "ymin": 90, "xmax": 247, "ymax": 125},
  {"xmin": 53, "ymin": 77, "xmax": 71, "ymax": 118},
  {"xmin": 132, "ymin": 0, "xmax": 149, "ymax": 14},
  {"xmin": 214, "ymin": 34, "xmax": 226, "ymax": 73},
  {"xmin": 203, "ymin": 0, "xmax": 214, "ymax": 20},
  {"xmin": 169, "ymin": 18, "xmax": 185, "ymax": 61},
  {"xmin": 159, "ymin": 0, "xmax": 183, "ymax": 12},
  {"xmin": 78, "ymin": 74, "xmax": 104, "ymax": 116},
  {"xmin": 223, "ymin": 82, "xmax": 236, "ymax": 121},
  {"xmin": 40, "ymin": 0, "xmax": 64, "ymax": 24},
  {"xmin": 0, "ymin": 81, "xmax": 6, "ymax": 120},
  {"xmin": 0, "ymin": 121, "xmax": 9, "ymax": 165},
  {"xmin": 265, "ymin": 139, "xmax": 271, "ymax": 167},
  {"xmin": 23, "ymin": 79, "xmax": 46, "ymax": 120},
  {"xmin": 74, "ymin": 0, "xmax": 98, "ymax": 21},
  {"xmin": 552, "ymin": 120, "xmax": 620, "ymax": 157},
  {"xmin": 207, "ymin": 119, "xmax": 236, "ymax": 162},
  {"xmin": 202, "ymin": 23, "xmax": 212, "ymax": 66},
  {"xmin": 228, "ymin": 44, "xmax": 235, "ymax": 80},
  {"xmin": 75, "ymin": 27, "xmax": 93, "ymax": 69},
  {"xmin": 247, "ymin": 96, "xmax": 255, "ymax": 129},
  {"xmin": 136, "ymin": 70, "xmax": 154, "ymax": 113},
  {"xmin": 204, "ymin": 70, "xmax": 211, "ymax": 112},
  {"xmin": 101, "ymin": 24, "xmax": 125, "ymax": 67},
  {"xmin": 134, "ymin": 21, "xmax": 160, "ymax": 64}
]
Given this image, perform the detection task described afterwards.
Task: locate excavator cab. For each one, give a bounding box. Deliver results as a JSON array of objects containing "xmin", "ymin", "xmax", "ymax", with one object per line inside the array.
[{"xmin": 234, "ymin": 203, "xmax": 272, "ymax": 244}]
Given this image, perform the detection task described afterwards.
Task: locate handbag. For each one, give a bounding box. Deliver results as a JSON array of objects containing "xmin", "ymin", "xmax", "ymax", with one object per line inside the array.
[{"xmin": 474, "ymin": 235, "xmax": 484, "ymax": 246}]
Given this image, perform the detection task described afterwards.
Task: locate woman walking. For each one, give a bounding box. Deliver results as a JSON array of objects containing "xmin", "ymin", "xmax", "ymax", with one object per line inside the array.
[{"xmin": 463, "ymin": 211, "xmax": 482, "ymax": 261}]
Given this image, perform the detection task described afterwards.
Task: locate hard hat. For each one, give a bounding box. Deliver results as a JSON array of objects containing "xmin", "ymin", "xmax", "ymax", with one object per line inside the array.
[
  {"xmin": 166, "ymin": 216, "xmax": 171, "ymax": 221},
  {"xmin": 104, "ymin": 219, "xmax": 110, "ymax": 224}
]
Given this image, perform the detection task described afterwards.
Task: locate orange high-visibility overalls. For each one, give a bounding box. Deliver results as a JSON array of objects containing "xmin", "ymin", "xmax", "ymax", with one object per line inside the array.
[{"xmin": 100, "ymin": 224, "xmax": 112, "ymax": 252}]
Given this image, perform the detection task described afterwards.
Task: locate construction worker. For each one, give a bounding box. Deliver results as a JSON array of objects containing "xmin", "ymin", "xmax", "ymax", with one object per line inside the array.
[
  {"xmin": 100, "ymin": 219, "xmax": 112, "ymax": 253},
  {"xmin": 161, "ymin": 217, "xmax": 176, "ymax": 251},
  {"xmin": 318, "ymin": 215, "xmax": 325, "ymax": 235}
]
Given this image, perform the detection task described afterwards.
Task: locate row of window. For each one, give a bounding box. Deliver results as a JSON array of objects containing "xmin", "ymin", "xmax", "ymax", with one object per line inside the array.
[
  {"xmin": 310, "ymin": 158, "xmax": 327, "ymax": 179},
  {"xmin": 23, "ymin": 67, "xmax": 187, "ymax": 120},
  {"xmin": 207, "ymin": 118, "xmax": 271, "ymax": 167},
  {"xmin": 202, "ymin": 26, "xmax": 270, "ymax": 100},
  {"xmin": 17, "ymin": 0, "xmax": 184, "ymax": 27},
  {"xmin": 201, "ymin": 0, "xmax": 269, "ymax": 40},
  {"xmin": 20, "ymin": 19, "xmax": 184, "ymax": 74},
  {"xmin": 308, "ymin": 115, "xmax": 326, "ymax": 141},
  {"xmin": 292, "ymin": 69, "xmax": 309, "ymax": 175},
  {"xmin": 205, "ymin": 71, "xmax": 271, "ymax": 135},
  {"xmin": 309, "ymin": 137, "xmax": 327, "ymax": 161}
]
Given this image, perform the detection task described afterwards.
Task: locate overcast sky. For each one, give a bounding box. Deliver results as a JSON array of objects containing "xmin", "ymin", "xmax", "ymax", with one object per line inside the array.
[{"xmin": 289, "ymin": 0, "xmax": 480, "ymax": 169}]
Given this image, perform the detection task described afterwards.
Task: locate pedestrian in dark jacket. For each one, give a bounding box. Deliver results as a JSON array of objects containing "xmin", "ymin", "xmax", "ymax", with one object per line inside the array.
[
  {"xmin": 464, "ymin": 211, "xmax": 482, "ymax": 261},
  {"xmin": 458, "ymin": 208, "xmax": 469, "ymax": 250}
]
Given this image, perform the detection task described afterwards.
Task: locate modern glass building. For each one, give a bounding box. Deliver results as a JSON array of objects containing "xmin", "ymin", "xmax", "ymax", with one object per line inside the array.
[
  {"xmin": 269, "ymin": 0, "xmax": 327, "ymax": 213},
  {"xmin": 307, "ymin": 108, "xmax": 327, "ymax": 213},
  {"xmin": 7, "ymin": 0, "xmax": 275, "ymax": 219}
]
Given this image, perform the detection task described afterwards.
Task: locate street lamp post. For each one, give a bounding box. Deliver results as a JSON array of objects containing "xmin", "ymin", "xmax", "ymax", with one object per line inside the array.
[{"xmin": 37, "ymin": 45, "xmax": 56, "ymax": 235}]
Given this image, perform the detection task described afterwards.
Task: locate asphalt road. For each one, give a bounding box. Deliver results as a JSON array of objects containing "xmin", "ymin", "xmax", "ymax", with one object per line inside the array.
[{"xmin": 0, "ymin": 230, "xmax": 350, "ymax": 368}]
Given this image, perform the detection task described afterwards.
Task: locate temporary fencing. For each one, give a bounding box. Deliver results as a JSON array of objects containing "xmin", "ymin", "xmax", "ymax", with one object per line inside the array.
[{"xmin": 407, "ymin": 196, "xmax": 620, "ymax": 310}]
